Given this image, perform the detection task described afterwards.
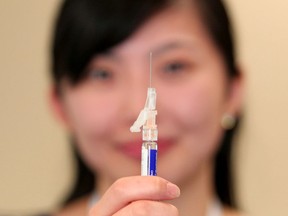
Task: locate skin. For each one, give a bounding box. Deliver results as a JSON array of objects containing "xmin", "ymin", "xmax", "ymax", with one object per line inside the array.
[{"xmin": 51, "ymin": 4, "xmax": 243, "ymax": 216}]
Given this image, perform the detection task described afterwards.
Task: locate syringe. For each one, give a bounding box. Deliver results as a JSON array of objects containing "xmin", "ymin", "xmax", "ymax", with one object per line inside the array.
[{"xmin": 130, "ymin": 53, "xmax": 158, "ymax": 176}]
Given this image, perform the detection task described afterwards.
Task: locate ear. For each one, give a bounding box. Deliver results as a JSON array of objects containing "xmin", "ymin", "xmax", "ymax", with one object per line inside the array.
[
  {"xmin": 48, "ymin": 86, "xmax": 71, "ymax": 129},
  {"xmin": 225, "ymin": 65, "xmax": 245, "ymax": 117}
]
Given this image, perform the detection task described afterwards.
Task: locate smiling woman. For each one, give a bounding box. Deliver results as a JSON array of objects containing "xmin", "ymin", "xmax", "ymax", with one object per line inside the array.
[
  {"xmin": 1, "ymin": 0, "xmax": 288, "ymax": 215},
  {"xmin": 49, "ymin": 0, "xmax": 243, "ymax": 216}
]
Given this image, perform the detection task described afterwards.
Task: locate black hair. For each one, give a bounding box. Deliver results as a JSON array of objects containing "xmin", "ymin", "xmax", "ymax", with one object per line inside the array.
[
  {"xmin": 51, "ymin": 0, "xmax": 169, "ymax": 90},
  {"xmin": 51, "ymin": 0, "xmax": 239, "ymax": 208}
]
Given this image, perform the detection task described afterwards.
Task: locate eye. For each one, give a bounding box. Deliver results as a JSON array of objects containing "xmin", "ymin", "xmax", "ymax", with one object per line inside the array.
[
  {"xmin": 163, "ymin": 61, "xmax": 188, "ymax": 74},
  {"xmin": 89, "ymin": 69, "xmax": 112, "ymax": 80}
]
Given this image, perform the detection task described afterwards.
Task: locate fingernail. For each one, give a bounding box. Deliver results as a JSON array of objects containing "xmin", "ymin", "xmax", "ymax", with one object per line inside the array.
[{"xmin": 166, "ymin": 182, "xmax": 180, "ymax": 198}]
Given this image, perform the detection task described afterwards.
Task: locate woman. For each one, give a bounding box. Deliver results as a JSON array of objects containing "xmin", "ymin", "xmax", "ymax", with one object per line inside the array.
[{"xmin": 50, "ymin": 0, "xmax": 244, "ymax": 215}]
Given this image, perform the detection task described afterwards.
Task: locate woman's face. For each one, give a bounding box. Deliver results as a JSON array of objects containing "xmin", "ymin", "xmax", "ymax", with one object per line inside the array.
[{"xmin": 53, "ymin": 6, "xmax": 241, "ymax": 187}]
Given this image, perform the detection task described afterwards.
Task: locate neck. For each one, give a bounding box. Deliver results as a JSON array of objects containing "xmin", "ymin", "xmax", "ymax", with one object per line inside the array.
[
  {"xmin": 168, "ymin": 160, "xmax": 216, "ymax": 216},
  {"xmin": 96, "ymin": 173, "xmax": 112, "ymax": 197}
]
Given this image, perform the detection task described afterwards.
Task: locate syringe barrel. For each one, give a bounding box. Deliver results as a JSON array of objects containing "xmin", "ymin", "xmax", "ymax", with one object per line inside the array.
[{"xmin": 141, "ymin": 141, "xmax": 158, "ymax": 176}]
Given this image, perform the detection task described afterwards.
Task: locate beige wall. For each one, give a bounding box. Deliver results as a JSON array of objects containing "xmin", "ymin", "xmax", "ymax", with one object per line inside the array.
[
  {"xmin": 226, "ymin": 1, "xmax": 288, "ymax": 215},
  {"xmin": 0, "ymin": 0, "xmax": 73, "ymax": 214},
  {"xmin": 0, "ymin": 0, "xmax": 287, "ymax": 215}
]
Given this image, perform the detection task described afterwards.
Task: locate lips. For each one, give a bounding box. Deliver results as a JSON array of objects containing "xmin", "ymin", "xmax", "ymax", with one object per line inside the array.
[{"xmin": 119, "ymin": 138, "xmax": 174, "ymax": 160}]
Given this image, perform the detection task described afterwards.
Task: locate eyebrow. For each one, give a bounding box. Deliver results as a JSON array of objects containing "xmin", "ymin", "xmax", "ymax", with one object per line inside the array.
[
  {"xmin": 150, "ymin": 40, "xmax": 197, "ymax": 57},
  {"xmin": 95, "ymin": 40, "xmax": 197, "ymax": 61}
]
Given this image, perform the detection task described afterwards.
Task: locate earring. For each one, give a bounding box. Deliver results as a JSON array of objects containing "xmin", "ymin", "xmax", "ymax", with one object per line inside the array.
[{"xmin": 221, "ymin": 114, "xmax": 236, "ymax": 130}]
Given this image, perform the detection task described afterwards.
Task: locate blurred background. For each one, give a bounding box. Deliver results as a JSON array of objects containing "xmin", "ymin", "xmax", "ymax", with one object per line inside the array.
[{"xmin": 0, "ymin": 0, "xmax": 287, "ymax": 215}]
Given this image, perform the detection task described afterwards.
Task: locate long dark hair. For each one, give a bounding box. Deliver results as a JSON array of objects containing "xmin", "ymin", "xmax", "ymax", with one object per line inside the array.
[{"xmin": 51, "ymin": 0, "xmax": 239, "ymax": 208}]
